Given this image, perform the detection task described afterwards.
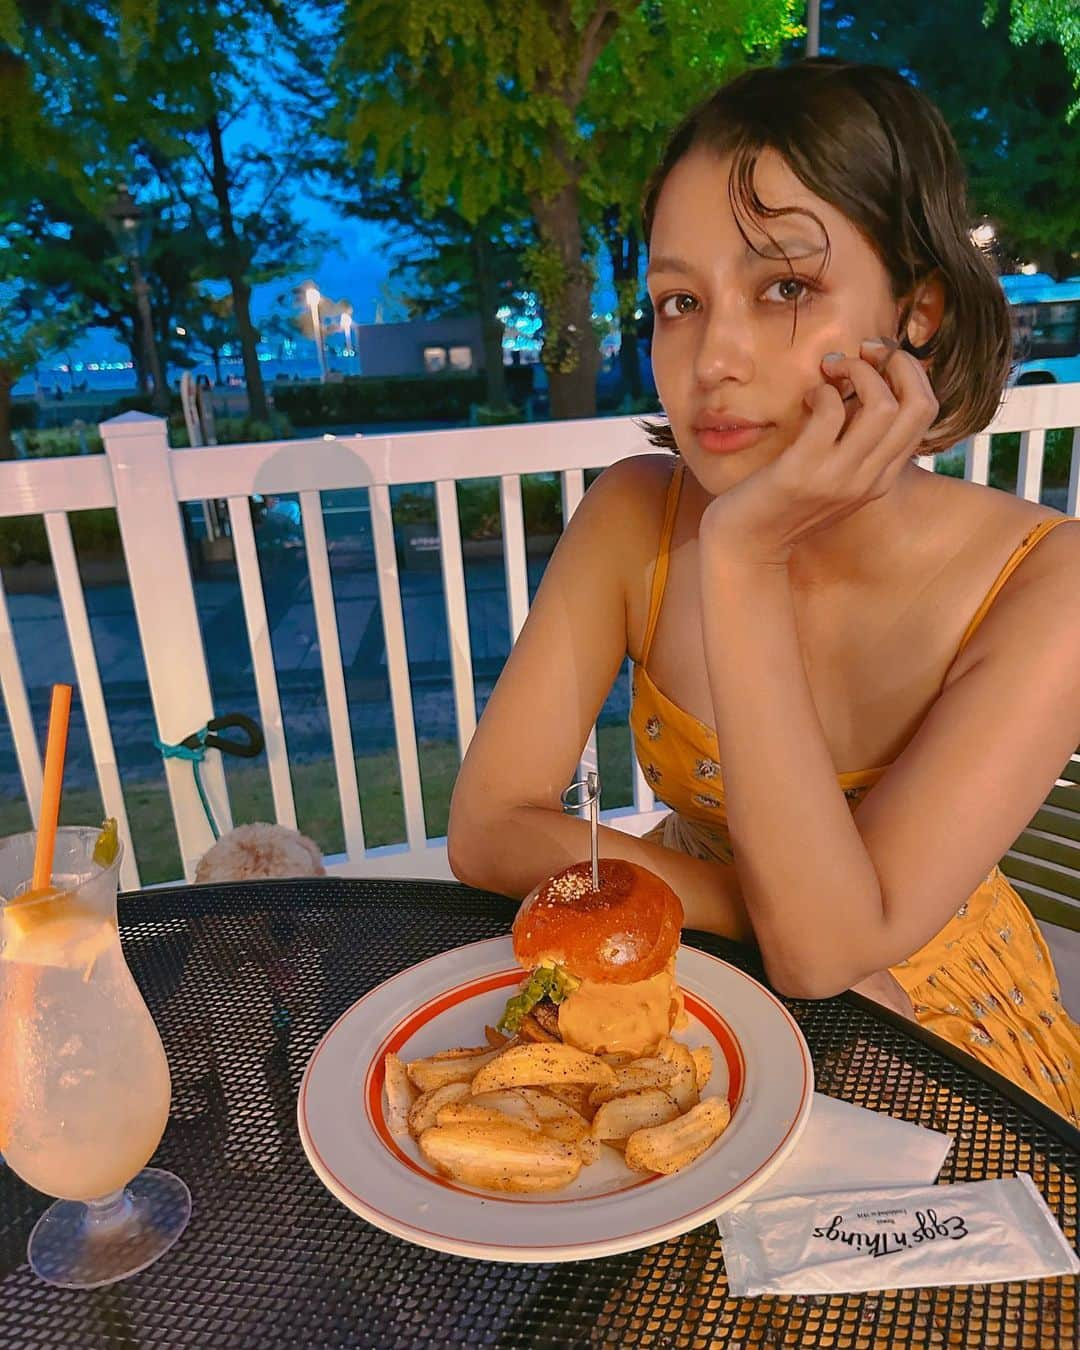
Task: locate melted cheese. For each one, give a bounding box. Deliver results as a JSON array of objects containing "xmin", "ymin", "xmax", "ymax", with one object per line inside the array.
[{"xmin": 557, "ymin": 961, "xmax": 684, "ymax": 1055}]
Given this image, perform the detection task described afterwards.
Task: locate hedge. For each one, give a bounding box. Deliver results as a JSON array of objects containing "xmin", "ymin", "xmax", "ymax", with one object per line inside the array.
[{"xmin": 271, "ymin": 366, "xmax": 535, "ymax": 428}]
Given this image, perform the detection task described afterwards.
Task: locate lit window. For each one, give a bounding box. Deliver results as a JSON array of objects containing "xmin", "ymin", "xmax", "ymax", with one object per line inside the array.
[
  {"xmin": 448, "ymin": 345, "xmax": 473, "ymax": 371},
  {"xmin": 423, "ymin": 346, "xmax": 448, "ymax": 372}
]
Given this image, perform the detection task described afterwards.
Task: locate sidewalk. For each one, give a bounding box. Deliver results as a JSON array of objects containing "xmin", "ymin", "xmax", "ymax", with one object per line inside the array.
[{"xmin": 0, "ymin": 534, "xmax": 631, "ymax": 797}]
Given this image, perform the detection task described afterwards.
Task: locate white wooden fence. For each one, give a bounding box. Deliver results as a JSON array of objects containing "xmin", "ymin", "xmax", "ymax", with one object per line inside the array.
[{"xmin": 1, "ymin": 383, "xmax": 1079, "ymax": 890}]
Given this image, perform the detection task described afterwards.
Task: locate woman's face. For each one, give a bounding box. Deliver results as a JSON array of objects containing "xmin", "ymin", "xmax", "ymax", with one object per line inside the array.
[{"xmin": 646, "ymin": 146, "xmax": 906, "ymax": 493}]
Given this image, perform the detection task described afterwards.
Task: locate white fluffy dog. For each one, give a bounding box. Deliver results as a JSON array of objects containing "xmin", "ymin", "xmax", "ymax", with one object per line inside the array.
[{"xmin": 195, "ymin": 822, "xmax": 325, "ymax": 884}]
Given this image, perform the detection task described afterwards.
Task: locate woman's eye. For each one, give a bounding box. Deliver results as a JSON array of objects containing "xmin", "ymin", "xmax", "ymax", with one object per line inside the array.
[
  {"xmin": 761, "ymin": 277, "xmax": 814, "ymax": 305},
  {"xmin": 657, "ymin": 293, "xmax": 699, "ymax": 319}
]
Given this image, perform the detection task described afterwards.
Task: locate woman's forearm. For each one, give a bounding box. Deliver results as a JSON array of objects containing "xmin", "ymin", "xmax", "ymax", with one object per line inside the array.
[
  {"xmin": 699, "ymin": 547, "xmax": 888, "ymax": 995},
  {"xmin": 449, "ymin": 804, "xmax": 754, "ymax": 942}
]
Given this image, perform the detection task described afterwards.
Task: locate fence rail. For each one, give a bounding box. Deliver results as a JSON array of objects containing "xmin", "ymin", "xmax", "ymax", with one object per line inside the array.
[{"xmin": 1, "ymin": 382, "xmax": 1078, "ymax": 892}]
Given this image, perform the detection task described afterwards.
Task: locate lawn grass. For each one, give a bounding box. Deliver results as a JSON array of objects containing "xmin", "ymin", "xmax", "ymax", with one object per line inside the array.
[{"xmin": 0, "ymin": 724, "xmax": 637, "ymax": 886}]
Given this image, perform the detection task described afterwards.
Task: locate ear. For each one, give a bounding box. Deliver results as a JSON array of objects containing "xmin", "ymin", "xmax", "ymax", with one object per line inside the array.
[{"xmin": 900, "ymin": 272, "xmax": 946, "ymax": 351}]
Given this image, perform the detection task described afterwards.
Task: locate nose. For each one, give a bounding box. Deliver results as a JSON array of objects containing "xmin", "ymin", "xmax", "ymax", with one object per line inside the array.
[{"xmin": 692, "ymin": 308, "xmax": 755, "ymax": 388}]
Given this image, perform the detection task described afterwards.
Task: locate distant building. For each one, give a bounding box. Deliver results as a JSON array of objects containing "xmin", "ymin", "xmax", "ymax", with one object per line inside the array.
[{"xmin": 353, "ymin": 316, "xmax": 486, "ymax": 378}]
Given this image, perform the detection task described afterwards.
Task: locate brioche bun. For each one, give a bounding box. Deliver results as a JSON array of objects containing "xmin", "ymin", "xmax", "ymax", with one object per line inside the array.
[{"xmin": 512, "ymin": 858, "xmax": 683, "ymax": 984}]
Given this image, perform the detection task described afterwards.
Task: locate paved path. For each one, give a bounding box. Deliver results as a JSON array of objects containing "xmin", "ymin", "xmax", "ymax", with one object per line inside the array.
[{"xmin": 1, "ymin": 502, "xmax": 631, "ymax": 798}]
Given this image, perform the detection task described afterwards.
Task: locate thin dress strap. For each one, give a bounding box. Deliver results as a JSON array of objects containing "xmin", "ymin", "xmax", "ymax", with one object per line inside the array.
[
  {"xmin": 955, "ymin": 516, "xmax": 1077, "ymax": 660},
  {"xmin": 639, "ymin": 462, "xmax": 685, "ymax": 667}
]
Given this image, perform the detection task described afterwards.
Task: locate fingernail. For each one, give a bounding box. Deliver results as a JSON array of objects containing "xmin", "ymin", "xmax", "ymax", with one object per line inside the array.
[
  {"xmin": 821, "ymin": 351, "xmax": 845, "ymax": 364},
  {"xmin": 861, "ymin": 338, "xmax": 887, "ymax": 349}
]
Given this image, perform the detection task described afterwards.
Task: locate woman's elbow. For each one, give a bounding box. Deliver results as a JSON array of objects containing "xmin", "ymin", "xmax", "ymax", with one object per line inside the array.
[
  {"xmin": 763, "ymin": 958, "xmax": 850, "ymax": 1002},
  {"xmin": 446, "ymin": 816, "xmax": 487, "ymax": 889}
]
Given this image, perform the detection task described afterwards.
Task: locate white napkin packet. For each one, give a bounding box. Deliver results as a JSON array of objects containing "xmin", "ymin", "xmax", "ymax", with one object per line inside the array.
[
  {"xmin": 718, "ymin": 1173, "xmax": 1080, "ymax": 1296},
  {"xmin": 750, "ymin": 1094, "xmax": 953, "ymax": 1202}
]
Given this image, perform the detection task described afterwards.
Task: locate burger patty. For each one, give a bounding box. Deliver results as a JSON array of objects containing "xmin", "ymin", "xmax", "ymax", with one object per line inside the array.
[{"xmin": 530, "ymin": 997, "xmax": 562, "ymax": 1039}]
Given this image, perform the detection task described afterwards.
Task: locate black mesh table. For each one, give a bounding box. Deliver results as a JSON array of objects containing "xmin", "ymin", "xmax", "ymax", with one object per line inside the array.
[{"xmin": 2, "ymin": 877, "xmax": 1077, "ymax": 1348}]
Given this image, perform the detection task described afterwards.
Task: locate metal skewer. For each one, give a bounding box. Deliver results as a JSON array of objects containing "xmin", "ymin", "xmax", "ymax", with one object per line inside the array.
[{"xmin": 560, "ymin": 772, "xmax": 601, "ymax": 890}]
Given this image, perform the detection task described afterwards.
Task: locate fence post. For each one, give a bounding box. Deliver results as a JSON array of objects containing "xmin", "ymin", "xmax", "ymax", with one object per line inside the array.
[{"xmin": 100, "ymin": 412, "xmax": 231, "ymax": 880}]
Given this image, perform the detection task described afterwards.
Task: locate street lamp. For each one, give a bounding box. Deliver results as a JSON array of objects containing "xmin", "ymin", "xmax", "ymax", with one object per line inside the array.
[
  {"xmin": 107, "ymin": 184, "xmax": 168, "ymax": 414},
  {"xmin": 305, "ymin": 284, "xmax": 327, "ymax": 382}
]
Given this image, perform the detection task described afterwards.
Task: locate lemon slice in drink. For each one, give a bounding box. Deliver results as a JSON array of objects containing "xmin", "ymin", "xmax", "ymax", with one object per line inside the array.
[{"xmin": 1, "ymin": 885, "xmax": 115, "ymax": 971}]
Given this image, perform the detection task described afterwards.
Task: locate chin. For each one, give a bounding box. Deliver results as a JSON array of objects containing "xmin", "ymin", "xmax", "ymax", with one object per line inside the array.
[{"xmin": 501, "ymin": 859, "xmax": 688, "ymax": 1056}]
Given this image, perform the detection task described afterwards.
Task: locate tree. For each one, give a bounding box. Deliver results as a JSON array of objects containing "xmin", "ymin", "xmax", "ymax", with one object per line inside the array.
[
  {"xmin": 987, "ymin": 1, "xmax": 1080, "ymax": 118},
  {"xmin": 176, "ymin": 288, "xmax": 238, "ymax": 386},
  {"xmin": 112, "ymin": 0, "xmax": 325, "ymax": 419},
  {"xmin": 331, "ymin": 1, "xmax": 800, "ymax": 421},
  {"xmin": 0, "ymin": 231, "xmax": 86, "ymax": 457},
  {"xmin": 317, "ymin": 149, "xmax": 534, "ymax": 409},
  {"xmin": 822, "ymin": 0, "xmax": 1080, "ymax": 279}
]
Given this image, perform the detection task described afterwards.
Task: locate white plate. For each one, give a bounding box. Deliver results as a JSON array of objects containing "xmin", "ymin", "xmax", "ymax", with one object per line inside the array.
[{"xmin": 297, "ymin": 937, "xmax": 813, "ymax": 1263}]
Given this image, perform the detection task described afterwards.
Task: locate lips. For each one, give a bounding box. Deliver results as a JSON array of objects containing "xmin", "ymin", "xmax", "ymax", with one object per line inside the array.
[{"xmin": 693, "ymin": 414, "xmax": 772, "ymax": 433}]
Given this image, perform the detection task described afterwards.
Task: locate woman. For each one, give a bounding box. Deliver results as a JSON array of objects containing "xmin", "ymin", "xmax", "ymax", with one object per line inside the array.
[{"xmin": 447, "ymin": 59, "xmax": 1080, "ymax": 1120}]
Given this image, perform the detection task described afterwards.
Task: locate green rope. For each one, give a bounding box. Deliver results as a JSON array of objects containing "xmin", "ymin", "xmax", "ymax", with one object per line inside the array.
[{"xmin": 154, "ymin": 729, "xmax": 220, "ymax": 840}]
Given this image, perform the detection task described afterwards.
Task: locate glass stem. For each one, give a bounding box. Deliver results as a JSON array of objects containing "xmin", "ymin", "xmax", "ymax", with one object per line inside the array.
[{"xmin": 84, "ymin": 1188, "xmax": 133, "ymax": 1232}]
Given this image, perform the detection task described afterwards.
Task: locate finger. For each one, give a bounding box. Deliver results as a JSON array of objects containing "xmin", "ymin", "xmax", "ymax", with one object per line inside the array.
[
  {"xmin": 859, "ymin": 339, "xmax": 940, "ymax": 427},
  {"xmin": 802, "ymin": 379, "xmax": 847, "ymax": 434},
  {"xmin": 820, "ymin": 355, "xmax": 899, "ymax": 456}
]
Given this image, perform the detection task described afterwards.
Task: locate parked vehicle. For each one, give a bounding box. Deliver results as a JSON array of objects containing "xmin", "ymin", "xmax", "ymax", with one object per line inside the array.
[{"xmin": 1002, "ymin": 273, "xmax": 1080, "ymax": 385}]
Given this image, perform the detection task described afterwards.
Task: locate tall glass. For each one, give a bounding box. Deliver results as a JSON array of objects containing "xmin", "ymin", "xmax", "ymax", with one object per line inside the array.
[{"xmin": 0, "ymin": 827, "xmax": 190, "ymax": 1287}]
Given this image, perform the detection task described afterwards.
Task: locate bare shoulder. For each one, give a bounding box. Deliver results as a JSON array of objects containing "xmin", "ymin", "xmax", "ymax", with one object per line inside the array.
[
  {"xmin": 585, "ymin": 452, "xmax": 677, "ymax": 512},
  {"xmin": 575, "ymin": 452, "xmax": 677, "ymax": 561},
  {"xmin": 941, "ymin": 474, "xmax": 1080, "ymax": 668}
]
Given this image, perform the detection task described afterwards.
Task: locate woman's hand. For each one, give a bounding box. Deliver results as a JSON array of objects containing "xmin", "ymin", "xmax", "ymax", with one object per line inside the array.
[{"xmin": 699, "ymin": 338, "xmax": 940, "ymax": 568}]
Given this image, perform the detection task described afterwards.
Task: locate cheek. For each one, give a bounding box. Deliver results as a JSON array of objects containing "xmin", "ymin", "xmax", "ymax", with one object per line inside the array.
[{"xmin": 649, "ymin": 333, "xmax": 687, "ymax": 404}]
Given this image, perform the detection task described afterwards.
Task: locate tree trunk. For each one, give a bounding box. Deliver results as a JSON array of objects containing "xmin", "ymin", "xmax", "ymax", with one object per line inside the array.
[
  {"xmin": 0, "ymin": 372, "xmax": 14, "ymax": 460},
  {"xmin": 606, "ymin": 212, "xmax": 642, "ymax": 403},
  {"xmin": 207, "ymin": 112, "xmax": 269, "ymax": 421},
  {"xmin": 131, "ymin": 338, "xmax": 148, "ymax": 397},
  {"xmin": 531, "ymin": 181, "xmax": 599, "ymax": 421},
  {"xmin": 470, "ymin": 231, "xmax": 508, "ymax": 408}
]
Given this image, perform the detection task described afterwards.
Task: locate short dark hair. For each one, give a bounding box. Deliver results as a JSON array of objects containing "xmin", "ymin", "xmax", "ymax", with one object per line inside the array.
[{"xmin": 638, "ymin": 58, "xmax": 1014, "ymax": 456}]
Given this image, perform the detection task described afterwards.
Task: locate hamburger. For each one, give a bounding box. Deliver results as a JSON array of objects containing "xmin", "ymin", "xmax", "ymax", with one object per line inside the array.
[{"xmin": 498, "ymin": 858, "xmax": 687, "ymax": 1056}]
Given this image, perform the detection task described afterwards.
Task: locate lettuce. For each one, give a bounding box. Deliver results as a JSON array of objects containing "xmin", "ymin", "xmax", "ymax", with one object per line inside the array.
[{"xmin": 497, "ymin": 963, "xmax": 580, "ymax": 1035}]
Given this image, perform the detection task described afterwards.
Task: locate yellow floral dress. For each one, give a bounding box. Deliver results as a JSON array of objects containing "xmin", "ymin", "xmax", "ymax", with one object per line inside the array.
[{"xmin": 631, "ymin": 462, "xmax": 1080, "ymax": 1123}]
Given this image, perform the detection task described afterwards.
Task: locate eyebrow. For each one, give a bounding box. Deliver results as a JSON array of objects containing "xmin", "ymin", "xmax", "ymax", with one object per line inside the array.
[{"xmin": 646, "ymin": 240, "xmax": 826, "ymax": 277}]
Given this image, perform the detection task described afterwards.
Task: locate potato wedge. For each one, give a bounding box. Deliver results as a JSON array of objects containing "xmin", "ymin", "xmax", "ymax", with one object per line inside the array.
[
  {"xmin": 544, "ymin": 1082, "xmax": 597, "ymax": 1120},
  {"xmin": 419, "ymin": 1120, "xmax": 582, "ymax": 1193},
  {"xmin": 407, "ymin": 1048, "xmax": 501, "ymax": 1093},
  {"xmin": 591, "ymin": 1088, "xmax": 681, "ymax": 1143},
  {"xmin": 624, "ymin": 1097, "xmax": 732, "ymax": 1175},
  {"xmin": 691, "ymin": 1045, "xmax": 713, "ymax": 1091},
  {"xmin": 432, "ymin": 1043, "xmax": 494, "ymax": 1060},
  {"xmin": 384, "ymin": 1052, "xmax": 418, "ymax": 1137},
  {"xmin": 469, "ymin": 1090, "xmax": 543, "ymax": 1130},
  {"xmin": 470, "ymin": 1043, "xmax": 617, "ymax": 1095},
  {"xmin": 407, "ymin": 1080, "xmax": 472, "ymax": 1137},
  {"xmin": 578, "ymin": 1134, "xmax": 601, "ymax": 1165},
  {"xmin": 599, "ymin": 1051, "xmax": 636, "ymax": 1068},
  {"xmin": 436, "ymin": 1102, "xmax": 542, "ymax": 1132},
  {"xmin": 589, "ymin": 1059, "xmax": 675, "ymax": 1106},
  {"xmin": 660, "ymin": 1041, "xmax": 700, "ymax": 1114},
  {"xmin": 516, "ymin": 1088, "xmax": 591, "ymax": 1143},
  {"xmin": 484, "ymin": 1024, "xmax": 510, "ymax": 1049}
]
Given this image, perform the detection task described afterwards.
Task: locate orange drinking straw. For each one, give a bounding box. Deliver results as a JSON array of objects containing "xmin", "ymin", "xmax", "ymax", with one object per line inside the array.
[{"xmin": 31, "ymin": 683, "xmax": 73, "ymax": 892}]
